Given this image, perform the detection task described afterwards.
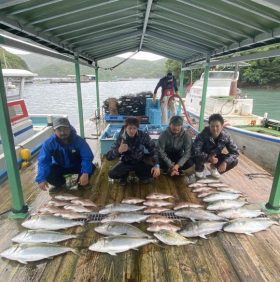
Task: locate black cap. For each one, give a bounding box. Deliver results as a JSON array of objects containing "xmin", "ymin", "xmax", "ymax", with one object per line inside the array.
[{"xmin": 53, "ymin": 117, "xmax": 70, "ymax": 129}]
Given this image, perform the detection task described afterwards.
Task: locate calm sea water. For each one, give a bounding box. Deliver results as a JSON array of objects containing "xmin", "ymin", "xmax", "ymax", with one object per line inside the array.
[{"xmin": 18, "ymin": 80, "xmax": 280, "ymax": 130}]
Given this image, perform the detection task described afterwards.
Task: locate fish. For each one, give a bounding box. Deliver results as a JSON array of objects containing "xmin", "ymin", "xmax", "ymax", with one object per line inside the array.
[
  {"xmin": 146, "ymin": 215, "xmax": 174, "ymax": 223},
  {"xmin": 154, "ymin": 230, "xmax": 196, "ymax": 245},
  {"xmin": 22, "ymin": 215, "xmax": 84, "ymax": 230},
  {"xmin": 173, "ymin": 202, "xmax": 204, "ymax": 210},
  {"xmin": 207, "ymin": 183, "xmax": 229, "ymax": 188},
  {"xmin": 54, "ymin": 193, "xmax": 80, "ymax": 201},
  {"xmin": 11, "ymin": 230, "xmax": 77, "ymax": 244},
  {"xmin": 101, "ymin": 212, "xmax": 148, "ymax": 223},
  {"xmin": 197, "ymin": 179, "xmax": 221, "ymax": 184},
  {"xmin": 143, "ymin": 200, "xmax": 173, "ymax": 207},
  {"xmin": 144, "ymin": 207, "xmax": 170, "ymax": 214},
  {"xmin": 0, "ymin": 243, "xmax": 78, "ymax": 264},
  {"xmin": 70, "ymin": 198, "xmax": 97, "ymax": 207},
  {"xmin": 121, "ymin": 197, "xmax": 145, "ymax": 204},
  {"xmin": 202, "ymin": 192, "xmax": 241, "ymax": 202},
  {"xmin": 180, "ymin": 221, "xmax": 227, "ymax": 239},
  {"xmin": 147, "ymin": 223, "xmax": 180, "ymax": 232},
  {"xmin": 54, "ymin": 211, "xmax": 89, "ymax": 220},
  {"xmin": 188, "ymin": 183, "xmax": 206, "ymax": 188},
  {"xmin": 95, "ymin": 222, "xmax": 151, "ymax": 238},
  {"xmin": 48, "ymin": 199, "xmax": 71, "ymax": 207},
  {"xmin": 89, "ymin": 236, "xmax": 157, "ymax": 256},
  {"xmin": 146, "ymin": 192, "xmax": 174, "ymax": 200},
  {"xmin": 217, "ymin": 187, "xmax": 242, "ymax": 194},
  {"xmin": 175, "ymin": 208, "xmax": 225, "ymax": 221},
  {"xmin": 207, "ymin": 200, "xmax": 247, "ymax": 211},
  {"xmin": 38, "ymin": 206, "xmax": 65, "ymax": 214},
  {"xmin": 64, "ymin": 204, "xmax": 95, "ymax": 213},
  {"xmin": 223, "ymin": 218, "xmax": 279, "ymax": 235},
  {"xmin": 192, "ymin": 187, "xmax": 215, "ymax": 193},
  {"xmin": 217, "ymin": 208, "xmax": 264, "ymax": 219},
  {"xmin": 197, "ymin": 191, "xmax": 217, "ymax": 198},
  {"xmin": 99, "ymin": 203, "xmax": 145, "ymax": 214}
]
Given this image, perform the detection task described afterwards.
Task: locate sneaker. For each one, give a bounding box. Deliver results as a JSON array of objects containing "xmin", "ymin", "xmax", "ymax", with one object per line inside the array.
[
  {"xmin": 185, "ymin": 173, "xmax": 196, "ymax": 185},
  {"xmin": 210, "ymin": 168, "xmax": 220, "ymax": 179},
  {"xmin": 195, "ymin": 171, "xmax": 204, "ymax": 179},
  {"xmin": 139, "ymin": 178, "xmax": 153, "ymax": 184},
  {"xmin": 119, "ymin": 178, "xmax": 127, "ymax": 186}
]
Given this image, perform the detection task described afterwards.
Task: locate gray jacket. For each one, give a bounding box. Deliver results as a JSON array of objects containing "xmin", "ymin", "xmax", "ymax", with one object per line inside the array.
[{"xmin": 158, "ymin": 127, "xmax": 192, "ymax": 168}]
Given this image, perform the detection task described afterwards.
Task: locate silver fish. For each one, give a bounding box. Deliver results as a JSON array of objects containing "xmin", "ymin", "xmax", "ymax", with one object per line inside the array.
[
  {"xmin": 89, "ymin": 236, "xmax": 157, "ymax": 255},
  {"xmin": 192, "ymin": 187, "xmax": 215, "ymax": 193},
  {"xmin": 0, "ymin": 243, "xmax": 78, "ymax": 264},
  {"xmin": 207, "ymin": 200, "xmax": 247, "ymax": 211},
  {"xmin": 223, "ymin": 218, "xmax": 279, "ymax": 235},
  {"xmin": 207, "ymin": 183, "xmax": 229, "ymax": 188},
  {"xmin": 197, "ymin": 191, "xmax": 217, "ymax": 198},
  {"xmin": 48, "ymin": 199, "xmax": 70, "ymax": 207},
  {"xmin": 22, "ymin": 215, "xmax": 84, "ymax": 230},
  {"xmin": 95, "ymin": 222, "xmax": 151, "ymax": 238},
  {"xmin": 121, "ymin": 197, "xmax": 145, "ymax": 204},
  {"xmin": 144, "ymin": 207, "xmax": 170, "ymax": 214},
  {"xmin": 12, "ymin": 230, "xmax": 77, "ymax": 244},
  {"xmin": 54, "ymin": 193, "xmax": 80, "ymax": 201},
  {"xmin": 180, "ymin": 221, "xmax": 227, "ymax": 239},
  {"xmin": 147, "ymin": 223, "xmax": 180, "ymax": 232},
  {"xmin": 173, "ymin": 202, "xmax": 204, "ymax": 210},
  {"xmin": 101, "ymin": 212, "xmax": 148, "ymax": 223},
  {"xmin": 175, "ymin": 208, "xmax": 225, "ymax": 221},
  {"xmin": 64, "ymin": 204, "xmax": 95, "ymax": 213},
  {"xmin": 146, "ymin": 192, "xmax": 174, "ymax": 200},
  {"xmin": 217, "ymin": 187, "xmax": 242, "ymax": 194},
  {"xmin": 70, "ymin": 199, "xmax": 97, "ymax": 207},
  {"xmin": 217, "ymin": 208, "xmax": 264, "ymax": 219},
  {"xmin": 203, "ymin": 192, "xmax": 241, "ymax": 202},
  {"xmin": 146, "ymin": 215, "xmax": 174, "ymax": 223},
  {"xmin": 154, "ymin": 230, "xmax": 196, "ymax": 245},
  {"xmin": 143, "ymin": 200, "xmax": 173, "ymax": 207},
  {"xmin": 99, "ymin": 203, "xmax": 145, "ymax": 214},
  {"xmin": 38, "ymin": 206, "xmax": 65, "ymax": 214},
  {"xmin": 188, "ymin": 183, "xmax": 205, "ymax": 188},
  {"xmin": 197, "ymin": 179, "xmax": 221, "ymax": 184},
  {"xmin": 54, "ymin": 211, "xmax": 88, "ymax": 220}
]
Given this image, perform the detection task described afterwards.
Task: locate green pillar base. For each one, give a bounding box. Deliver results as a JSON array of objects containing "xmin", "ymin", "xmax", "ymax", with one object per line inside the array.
[
  {"xmin": 8, "ymin": 211, "xmax": 29, "ymax": 219},
  {"xmin": 261, "ymin": 203, "xmax": 280, "ymax": 214}
]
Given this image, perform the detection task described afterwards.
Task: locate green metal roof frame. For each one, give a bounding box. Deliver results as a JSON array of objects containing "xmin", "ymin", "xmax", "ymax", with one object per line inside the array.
[{"xmin": 0, "ymin": 0, "xmax": 280, "ymax": 66}]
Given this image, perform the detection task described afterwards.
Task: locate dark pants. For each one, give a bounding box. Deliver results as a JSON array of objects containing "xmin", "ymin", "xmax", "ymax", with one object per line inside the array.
[
  {"xmin": 195, "ymin": 154, "xmax": 238, "ymax": 174},
  {"xmin": 46, "ymin": 164, "xmax": 95, "ymax": 187},
  {"xmin": 159, "ymin": 157, "xmax": 193, "ymax": 172},
  {"xmin": 108, "ymin": 161, "xmax": 153, "ymax": 180}
]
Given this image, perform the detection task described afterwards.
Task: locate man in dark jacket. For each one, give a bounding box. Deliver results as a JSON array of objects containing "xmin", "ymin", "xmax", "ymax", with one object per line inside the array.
[
  {"xmin": 158, "ymin": 116, "xmax": 194, "ymax": 181},
  {"xmin": 106, "ymin": 117, "xmax": 160, "ymax": 186},
  {"xmin": 153, "ymin": 71, "xmax": 178, "ymax": 124},
  {"xmin": 35, "ymin": 117, "xmax": 94, "ymax": 192},
  {"xmin": 193, "ymin": 113, "xmax": 239, "ymax": 179}
]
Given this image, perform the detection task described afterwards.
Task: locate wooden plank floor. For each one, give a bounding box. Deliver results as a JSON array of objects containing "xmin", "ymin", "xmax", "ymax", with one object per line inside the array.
[{"xmin": 0, "ymin": 121, "xmax": 279, "ymax": 282}]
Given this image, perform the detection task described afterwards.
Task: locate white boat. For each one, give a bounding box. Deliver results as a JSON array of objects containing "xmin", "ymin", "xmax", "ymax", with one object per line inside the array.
[
  {"xmin": 185, "ymin": 70, "xmax": 280, "ymax": 174},
  {"xmin": 0, "ymin": 70, "xmax": 63, "ymax": 182}
]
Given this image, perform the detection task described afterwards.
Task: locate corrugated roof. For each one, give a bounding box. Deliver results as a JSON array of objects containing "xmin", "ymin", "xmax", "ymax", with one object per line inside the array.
[{"xmin": 0, "ymin": 0, "xmax": 280, "ymax": 65}]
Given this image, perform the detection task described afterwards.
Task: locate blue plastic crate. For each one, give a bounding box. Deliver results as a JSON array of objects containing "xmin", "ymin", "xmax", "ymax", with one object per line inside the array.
[
  {"xmin": 148, "ymin": 108, "xmax": 161, "ymax": 124},
  {"xmin": 145, "ymin": 98, "xmax": 160, "ymax": 116}
]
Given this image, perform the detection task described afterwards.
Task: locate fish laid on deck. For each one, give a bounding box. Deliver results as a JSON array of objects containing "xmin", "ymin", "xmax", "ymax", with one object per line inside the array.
[
  {"xmin": 121, "ymin": 197, "xmax": 145, "ymax": 204},
  {"xmin": 146, "ymin": 215, "xmax": 175, "ymax": 223},
  {"xmin": 0, "ymin": 243, "xmax": 78, "ymax": 264},
  {"xmin": 202, "ymin": 192, "xmax": 241, "ymax": 202},
  {"xmin": 154, "ymin": 230, "xmax": 196, "ymax": 245},
  {"xmin": 143, "ymin": 199, "xmax": 173, "ymax": 207},
  {"xmin": 147, "ymin": 223, "xmax": 180, "ymax": 232},
  {"xmin": 175, "ymin": 208, "xmax": 225, "ymax": 221},
  {"xmin": 11, "ymin": 230, "xmax": 78, "ymax": 244},
  {"xmin": 173, "ymin": 202, "xmax": 204, "ymax": 210},
  {"xmin": 217, "ymin": 208, "xmax": 264, "ymax": 219},
  {"xmin": 146, "ymin": 192, "xmax": 174, "ymax": 200},
  {"xmin": 206, "ymin": 199, "xmax": 247, "ymax": 211},
  {"xmin": 101, "ymin": 212, "xmax": 148, "ymax": 223},
  {"xmin": 99, "ymin": 203, "xmax": 145, "ymax": 214}
]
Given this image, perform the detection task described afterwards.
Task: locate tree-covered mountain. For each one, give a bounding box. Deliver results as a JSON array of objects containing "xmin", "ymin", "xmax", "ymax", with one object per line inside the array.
[
  {"xmin": 0, "ymin": 47, "xmax": 29, "ymax": 70},
  {"xmin": 18, "ymin": 53, "xmax": 167, "ymax": 80}
]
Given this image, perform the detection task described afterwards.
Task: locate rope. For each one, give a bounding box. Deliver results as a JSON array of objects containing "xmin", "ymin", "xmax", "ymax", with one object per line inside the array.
[{"xmin": 172, "ymin": 94, "xmax": 194, "ymax": 126}]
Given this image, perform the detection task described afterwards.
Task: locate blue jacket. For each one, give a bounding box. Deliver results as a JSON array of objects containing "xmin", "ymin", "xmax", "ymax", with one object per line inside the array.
[{"xmin": 35, "ymin": 129, "xmax": 94, "ymax": 183}]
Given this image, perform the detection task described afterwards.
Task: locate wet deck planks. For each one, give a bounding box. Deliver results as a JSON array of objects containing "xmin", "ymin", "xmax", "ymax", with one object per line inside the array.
[{"xmin": 0, "ymin": 140, "xmax": 279, "ymax": 281}]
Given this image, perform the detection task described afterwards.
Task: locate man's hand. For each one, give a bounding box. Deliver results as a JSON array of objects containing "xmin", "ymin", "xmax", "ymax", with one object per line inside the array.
[
  {"xmin": 79, "ymin": 173, "xmax": 89, "ymax": 186},
  {"xmin": 38, "ymin": 181, "xmax": 48, "ymax": 191},
  {"xmin": 170, "ymin": 164, "xmax": 180, "ymax": 176},
  {"xmin": 153, "ymin": 93, "xmax": 157, "ymax": 103},
  {"xmin": 208, "ymin": 154, "xmax": 218, "ymax": 164},
  {"xmin": 118, "ymin": 139, "xmax": 129, "ymax": 154},
  {"xmin": 218, "ymin": 162, "xmax": 227, "ymax": 173},
  {"xmin": 151, "ymin": 166, "xmax": 160, "ymax": 178}
]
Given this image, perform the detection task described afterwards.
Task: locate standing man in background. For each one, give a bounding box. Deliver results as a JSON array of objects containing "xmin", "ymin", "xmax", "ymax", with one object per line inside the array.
[{"xmin": 153, "ymin": 71, "xmax": 179, "ymax": 124}]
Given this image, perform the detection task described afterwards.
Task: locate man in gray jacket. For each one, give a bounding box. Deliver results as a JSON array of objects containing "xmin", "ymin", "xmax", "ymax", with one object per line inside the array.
[{"xmin": 158, "ymin": 116, "xmax": 193, "ymax": 179}]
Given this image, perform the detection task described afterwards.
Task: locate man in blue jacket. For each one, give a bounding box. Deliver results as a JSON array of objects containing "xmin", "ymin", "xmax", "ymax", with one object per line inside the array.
[{"xmin": 35, "ymin": 117, "xmax": 94, "ymax": 193}]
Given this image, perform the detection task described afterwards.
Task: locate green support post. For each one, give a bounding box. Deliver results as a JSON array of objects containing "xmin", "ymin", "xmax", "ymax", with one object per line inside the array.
[
  {"xmin": 264, "ymin": 152, "xmax": 280, "ymax": 213},
  {"xmin": 95, "ymin": 62, "xmax": 100, "ymax": 119},
  {"xmin": 74, "ymin": 55, "xmax": 85, "ymax": 138},
  {"xmin": 0, "ymin": 63, "xmax": 28, "ymax": 219},
  {"xmin": 199, "ymin": 56, "xmax": 210, "ymax": 131},
  {"xmin": 179, "ymin": 65, "xmax": 184, "ymax": 97}
]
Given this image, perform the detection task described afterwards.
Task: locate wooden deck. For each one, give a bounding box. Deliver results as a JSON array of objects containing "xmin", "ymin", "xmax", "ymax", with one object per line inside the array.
[{"xmin": 0, "ymin": 121, "xmax": 279, "ymax": 282}]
